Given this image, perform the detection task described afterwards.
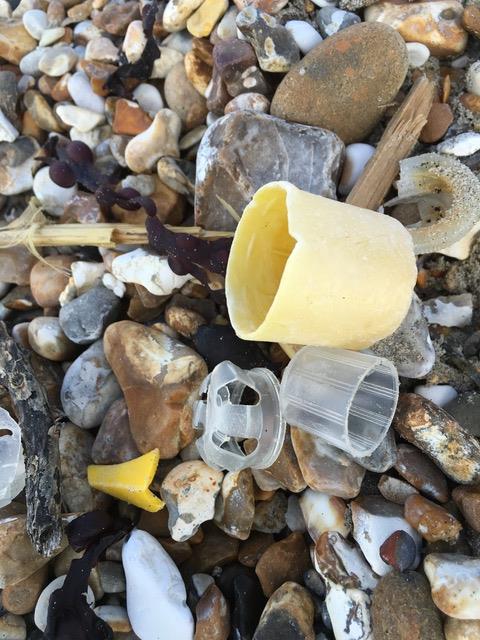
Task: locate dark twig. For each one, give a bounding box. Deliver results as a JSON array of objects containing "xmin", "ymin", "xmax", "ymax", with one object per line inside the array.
[{"xmin": 0, "ymin": 321, "xmax": 62, "ymax": 557}]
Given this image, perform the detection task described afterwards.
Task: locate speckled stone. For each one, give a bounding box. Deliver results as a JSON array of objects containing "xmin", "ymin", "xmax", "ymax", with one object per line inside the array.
[
  {"xmin": 255, "ymin": 532, "xmax": 311, "ymax": 597},
  {"xmin": 253, "ymin": 582, "xmax": 315, "ymax": 640},
  {"xmin": 214, "ymin": 469, "xmax": 255, "ymax": 540}
]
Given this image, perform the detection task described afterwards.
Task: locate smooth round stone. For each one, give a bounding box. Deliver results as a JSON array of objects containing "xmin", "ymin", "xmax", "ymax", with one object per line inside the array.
[
  {"xmin": 19, "ymin": 47, "xmax": 47, "ymax": 77},
  {"xmin": 406, "ymin": 42, "xmax": 430, "ymax": 68},
  {"xmin": 39, "ymin": 27, "xmax": 65, "ymax": 47},
  {"xmin": 285, "ymin": 20, "xmax": 323, "ymax": 55},
  {"xmin": 56, "ymin": 104, "xmax": 105, "ymax": 132},
  {"xmin": 74, "ymin": 20, "xmax": 103, "ymax": 44},
  {"xmin": 35, "ymin": 575, "xmax": 94, "ymax": 631},
  {"xmin": 22, "ymin": 9, "xmax": 47, "ymax": 39},
  {"xmin": 33, "ymin": 166, "xmax": 78, "ymax": 217},
  {"xmin": 132, "ymin": 83, "xmax": 164, "ymax": 118},
  {"xmin": 27, "ymin": 316, "xmax": 78, "ymax": 362},
  {"xmin": 271, "ymin": 22, "xmax": 408, "ymax": 144},
  {"xmin": 0, "ymin": 613, "xmax": 26, "ymax": 640},
  {"xmin": 338, "ymin": 142, "xmax": 375, "ymax": 196},
  {"xmin": 437, "ymin": 132, "xmax": 480, "ymax": 157},
  {"xmin": 467, "ymin": 60, "xmax": 480, "ymax": 98},
  {"xmin": 38, "ymin": 46, "xmax": 78, "ymax": 77},
  {"xmin": 414, "ymin": 384, "xmax": 458, "ymax": 408},
  {"xmin": 224, "ymin": 92, "xmax": 270, "ymax": 113},
  {"xmin": 68, "ymin": 71, "xmax": 105, "ymax": 114},
  {"xmin": 316, "ymin": 7, "xmax": 360, "ymax": 38}
]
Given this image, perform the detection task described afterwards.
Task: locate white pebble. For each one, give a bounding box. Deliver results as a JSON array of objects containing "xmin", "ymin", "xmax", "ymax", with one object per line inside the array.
[
  {"xmin": 33, "ymin": 166, "xmax": 77, "ymax": 217},
  {"xmin": 123, "ymin": 529, "xmax": 194, "ymax": 640},
  {"xmin": 38, "ymin": 46, "xmax": 78, "ymax": 77},
  {"xmin": 406, "ymin": 42, "xmax": 430, "ymax": 68},
  {"xmin": 132, "ymin": 83, "xmax": 164, "ymax": 118},
  {"xmin": 424, "ymin": 554, "xmax": 480, "ymax": 620},
  {"xmin": 35, "ymin": 575, "xmax": 94, "ymax": 631},
  {"xmin": 71, "ymin": 261, "xmax": 105, "ymax": 294},
  {"xmin": 414, "ymin": 384, "xmax": 458, "ymax": 408},
  {"xmin": 299, "ymin": 489, "xmax": 349, "ymax": 542},
  {"xmin": 111, "ymin": 248, "xmax": 191, "ymax": 295},
  {"xmin": 70, "ymin": 124, "xmax": 111, "ymax": 149},
  {"xmin": 285, "ymin": 20, "xmax": 322, "ymax": 55},
  {"xmin": 121, "ymin": 173, "xmax": 156, "ymax": 195},
  {"xmin": 437, "ymin": 132, "xmax": 480, "ymax": 157},
  {"xmin": 73, "ymin": 20, "xmax": 102, "ymax": 44},
  {"xmin": 338, "ymin": 143, "xmax": 375, "ymax": 196},
  {"xmin": 217, "ymin": 6, "xmax": 238, "ymax": 40},
  {"xmin": 0, "ymin": 0, "xmax": 11, "ymax": 18},
  {"xmin": 0, "ymin": 110, "xmax": 18, "ymax": 143},
  {"xmin": 20, "ymin": 47, "xmax": 47, "ymax": 77},
  {"xmin": 22, "ymin": 9, "xmax": 48, "ymax": 39},
  {"xmin": 17, "ymin": 74, "xmax": 35, "ymax": 93},
  {"xmin": 39, "ymin": 27, "xmax": 65, "ymax": 47},
  {"xmin": 423, "ymin": 294, "xmax": 473, "ymax": 328},
  {"xmin": 68, "ymin": 71, "xmax": 105, "ymax": 114},
  {"xmin": 151, "ymin": 46, "xmax": 184, "ymax": 79},
  {"xmin": 102, "ymin": 272, "xmax": 126, "ymax": 298},
  {"xmin": 123, "ymin": 20, "xmax": 146, "ymax": 63},
  {"xmin": 55, "ymin": 104, "xmax": 105, "ymax": 132},
  {"xmin": 467, "ymin": 60, "xmax": 480, "ymax": 97},
  {"xmin": 206, "ymin": 112, "xmax": 220, "ymax": 126}
]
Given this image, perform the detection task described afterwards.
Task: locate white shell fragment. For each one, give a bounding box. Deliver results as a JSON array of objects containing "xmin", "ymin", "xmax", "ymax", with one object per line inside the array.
[
  {"xmin": 111, "ymin": 248, "xmax": 192, "ymax": 295},
  {"xmin": 437, "ymin": 132, "xmax": 480, "ymax": 157},
  {"xmin": 123, "ymin": 529, "xmax": 194, "ymax": 640},
  {"xmin": 0, "ymin": 408, "xmax": 25, "ymax": 509},
  {"xmin": 423, "ymin": 294, "xmax": 473, "ymax": 328}
]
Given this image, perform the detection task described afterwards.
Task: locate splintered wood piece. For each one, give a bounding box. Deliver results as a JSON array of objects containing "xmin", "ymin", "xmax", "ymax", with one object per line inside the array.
[
  {"xmin": 0, "ymin": 322, "xmax": 62, "ymax": 557},
  {"xmin": 346, "ymin": 75, "xmax": 435, "ymax": 211}
]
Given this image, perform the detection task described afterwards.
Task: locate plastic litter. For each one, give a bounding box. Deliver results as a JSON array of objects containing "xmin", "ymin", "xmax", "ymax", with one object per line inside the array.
[{"xmin": 0, "ymin": 407, "xmax": 25, "ymax": 508}]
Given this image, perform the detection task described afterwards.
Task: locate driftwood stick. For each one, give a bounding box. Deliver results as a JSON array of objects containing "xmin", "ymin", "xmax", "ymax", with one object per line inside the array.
[
  {"xmin": 346, "ymin": 75, "xmax": 435, "ymax": 211},
  {"xmin": 0, "ymin": 322, "xmax": 62, "ymax": 557}
]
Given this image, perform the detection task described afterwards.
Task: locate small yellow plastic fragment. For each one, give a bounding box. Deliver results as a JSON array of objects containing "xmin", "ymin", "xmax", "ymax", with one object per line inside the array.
[{"xmin": 87, "ymin": 449, "xmax": 165, "ymax": 512}]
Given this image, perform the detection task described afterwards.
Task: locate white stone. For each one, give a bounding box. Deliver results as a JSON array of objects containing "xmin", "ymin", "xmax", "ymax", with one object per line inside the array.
[
  {"xmin": 326, "ymin": 583, "xmax": 372, "ymax": 640},
  {"xmin": 102, "ymin": 272, "xmax": 126, "ymax": 298},
  {"xmin": 424, "ymin": 554, "xmax": 480, "ymax": 619},
  {"xmin": 71, "ymin": 261, "xmax": 105, "ymax": 295},
  {"xmin": 85, "ymin": 36, "xmax": 119, "ymax": 63},
  {"xmin": 206, "ymin": 111, "xmax": 220, "ymax": 126},
  {"xmin": 70, "ymin": 124, "xmax": 112, "ymax": 149},
  {"xmin": 35, "ymin": 575, "xmax": 95, "ymax": 631},
  {"xmin": 0, "ymin": 408, "xmax": 25, "ymax": 510},
  {"xmin": 423, "ymin": 293, "xmax": 473, "ymax": 327},
  {"xmin": 17, "ymin": 74, "xmax": 35, "ymax": 93},
  {"xmin": 94, "ymin": 605, "xmax": 131, "ymax": 632},
  {"xmin": 124, "ymin": 109, "xmax": 181, "ymax": 173},
  {"xmin": 123, "ymin": 20, "xmax": 146, "ymax": 63},
  {"xmin": 163, "ymin": 0, "xmax": 204, "ymax": 32},
  {"xmin": 406, "ymin": 42, "xmax": 430, "ymax": 68},
  {"xmin": 20, "ymin": 47, "xmax": 47, "ymax": 77},
  {"xmin": 0, "ymin": 110, "xmax": 18, "ymax": 143},
  {"xmin": 112, "ymin": 248, "xmax": 191, "ymax": 296},
  {"xmin": 73, "ymin": 20, "xmax": 103, "ymax": 43},
  {"xmin": 22, "ymin": 9, "xmax": 47, "ymax": 39},
  {"xmin": 285, "ymin": 20, "xmax": 322, "ymax": 54},
  {"xmin": 437, "ymin": 132, "xmax": 480, "ymax": 157},
  {"xmin": 338, "ymin": 143, "xmax": 375, "ymax": 196},
  {"xmin": 179, "ymin": 125, "xmax": 207, "ymax": 149},
  {"xmin": 467, "ymin": 60, "xmax": 480, "ymax": 97},
  {"xmin": 151, "ymin": 46, "xmax": 184, "ymax": 79},
  {"xmin": 38, "ymin": 46, "xmax": 78, "ymax": 77},
  {"xmin": 121, "ymin": 173, "xmax": 156, "ymax": 195},
  {"xmin": 67, "ymin": 71, "xmax": 105, "ymax": 114},
  {"xmin": 217, "ymin": 6, "xmax": 238, "ymax": 40},
  {"xmin": 162, "ymin": 31, "xmax": 193, "ymax": 54},
  {"xmin": 0, "ymin": 0, "xmax": 12, "ymax": 18},
  {"xmin": 39, "ymin": 27, "xmax": 66, "ymax": 47},
  {"xmin": 12, "ymin": 0, "xmax": 38, "ymax": 18},
  {"xmin": 299, "ymin": 489, "xmax": 350, "ymax": 542},
  {"xmin": 161, "ymin": 461, "xmax": 223, "ymax": 541},
  {"xmin": 351, "ymin": 497, "xmax": 421, "ymax": 576},
  {"xmin": 414, "ymin": 384, "xmax": 458, "ymax": 408},
  {"xmin": 133, "ymin": 83, "xmax": 164, "ymax": 118},
  {"xmin": 451, "ymin": 54, "xmax": 469, "ymax": 69},
  {"xmin": 122, "ymin": 529, "xmax": 194, "ymax": 640},
  {"xmin": 440, "ymin": 220, "xmax": 480, "ymax": 260},
  {"xmin": 56, "ymin": 104, "xmax": 105, "ymax": 132},
  {"xmin": 33, "ymin": 166, "xmax": 77, "ymax": 217}
]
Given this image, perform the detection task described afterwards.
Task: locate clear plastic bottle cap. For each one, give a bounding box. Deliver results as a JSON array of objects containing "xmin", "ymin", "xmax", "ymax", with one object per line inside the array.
[
  {"xmin": 280, "ymin": 347, "xmax": 399, "ymax": 457},
  {"xmin": 0, "ymin": 408, "xmax": 25, "ymax": 509},
  {"xmin": 193, "ymin": 360, "xmax": 286, "ymax": 472}
]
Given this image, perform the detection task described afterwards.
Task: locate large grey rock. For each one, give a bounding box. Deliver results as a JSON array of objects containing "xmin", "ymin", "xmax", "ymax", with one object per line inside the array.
[{"xmin": 194, "ymin": 111, "xmax": 344, "ymax": 231}]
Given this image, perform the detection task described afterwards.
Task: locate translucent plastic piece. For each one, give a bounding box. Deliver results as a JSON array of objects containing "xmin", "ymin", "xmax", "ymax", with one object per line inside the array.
[
  {"xmin": 280, "ymin": 347, "xmax": 399, "ymax": 457},
  {"xmin": 193, "ymin": 361, "xmax": 286, "ymax": 472},
  {"xmin": 0, "ymin": 408, "xmax": 25, "ymax": 508}
]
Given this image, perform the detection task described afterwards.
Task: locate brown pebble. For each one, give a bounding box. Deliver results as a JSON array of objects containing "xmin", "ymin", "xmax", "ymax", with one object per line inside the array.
[
  {"xmin": 452, "ymin": 485, "xmax": 480, "ymax": 533},
  {"xmin": 463, "ymin": 4, "xmax": 480, "ymax": 38},
  {"xmin": 379, "ymin": 530, "xmax": 417, "ymax": 572},
  {"xmin": 378, "ymin": 474, "xmax": 419, "ymax": 505},
  {"xmin": 165, "ymin": 305, "xmax": 206, "ymax": 338},
  {"xmin": 113, "ymin": 98, "xmax": 152, "ymax": 135},
  {"xmin": 404, "ymin": 494, "xmax": 462, "ymax": 543},
  {"xmin": 182, "ymin": 523, "xmax": 240, "ymax": 575},
  {"xmin": 419, "ymin": 102, "xmax": 453, "ymax": 144},
  {"xmin": 215, "ymin": 469, "xmax": 255, "ymax": 541},
  {"xmin": 29, "ymin": 255, "xmax": 74, "ymax": 308},
  {"xmin": 2, "ymin": 565, "xmax": 48, "ymax": 615},
  {"xmin": 238, "ymin": 532, "xmax": 274, "ymax": 568},
  {"xmin": 158, "ymin": 539, "xmax": 192, "ymax": 565},
  {"xmin": 195, "ymin": 584, "xmax": 230, "ymax": 640},
  {"xmin": 394, "ymin": 444, "xmax": 449, "ymax": 503},
  {"xmin": 255, "ymin": 531, "xmax": 311, "ymax": 597},
  {"xmin": 460, "ymin": 92, "xmax": 480, "ymax": 113},
  {"xmin": 253, "ymin": 582, "xmax": 315, "ymax": 640}
]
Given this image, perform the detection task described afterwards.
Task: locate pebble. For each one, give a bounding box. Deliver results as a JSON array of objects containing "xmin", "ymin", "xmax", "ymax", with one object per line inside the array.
[
  {"xmin": 379, "ymin": 475, "xmax": 417, "ymax": 506},
  {"xmin": 160, "ymin": 461, "xmax": 223, "ymax": 541},
  {"xmin": 27, "ymin": 316, "xmax": 78, "ymax": 362},
  {"xmin": 22, "ymin": 9, "xmax": 47, "ymax": 40},
  {"xmin": 195, "ymin": 111, "xmax": 343, "ymax": 230},
  {"xmin": 1, "ymin": 565, "xmax": 47, "ymax": 615},
  {"xmin": 424, "ymin": 554, "xmax": 480, "ymax": 619},
  {"xmin": 452, "ymin": 486, "xmax": 480, "ymax": 532},
  {"xmin": 324, "ymin": 583, "xmax": 372, "ymax": 640},
  {"xmin": 93, "ymin": 0, "xmax": 140, "ymax": 36},
  {"xmin": 406, "ymin": 41, "xmax": 430, "ymax": 68},
  {"xmin": 123, "ymin": 529, "xmax": 194, "ymax": 640},
  {"xmin": 379, "ymin": 530, "xmax": 418, "ymax": 572},
  {"xmin": 71, "ymin": 261, "xmax": 105, "ymax": 295},
  {"xmin": 394, "ymin": 444, "xmax": 448, "ymax": 503},
  {"xmin": 33, "ymin": 165, "xmax": 78, "ymax": 216},
  {"xmin": 217, "ymin": 6, "xmax": 238, "ymax": 39},
  {"xmin": 437, "ymin": 132, "xmax": 480, "ymax": 157},
  {"xmin": 133, "ymin": 83, "xmax": 164, "ymax": 118},
  {"xmin": 151, "ymin": 46, "xmax": 184, "ymax": 79},
  {"xmin": 195, "ymin": 584, "xmax": 230, "ymax": 640},
  {"xmin": 371, "ymin": 571, "xmax": 444, "ymax": 640},
  {"xmin": 38, "ymin": 45, "xmax": 77, "ymax": 77},
  {"xmin": 0, "ymin": 613, "xmax": 26, "ymax": 640},
  {"xmin": 214, "ymin": 469, "xmax": 255, "ymax": 540},
  {"xmin": 423, "ymin": 293, "xmax": 473, "ymax": 327},
  {"xmin": 39, "ymin": 26, "xmax": 65, "ymax": 47},
  {"xmin": 92, "ymin": 397, "xmax": 140, "ymax": 465},
  {"xmin": 404, "ymin": 494, "xmax": 462, "ymax": 543},
  {"xmin": 112, "ymin": 248, "xmax": 191, "ymax": 296},
  {"xmin": 56, "ymin": 104, "xmax": 105, "ymax": 132},
  {"xmin": 0, "ymin": 21, "xmax": 36, "ymax": 64},
  {"xmin": 29, "ymin": 255, "xmax": 74, "ymax": 309},
  {"xmin": 94, "ymin": 605, "xmax": 131, "ymax": 633},
  {"xmin": 123, "ymin": 20, "xmax": 146, "ymax": 63},
  {"xmin": 253, "ymin": 582, "xmax": 315, "ymax": 640},
  {"xmin": 183, "ymin": 523, "xmax": 240, "ymax": 574},
  {"xmin": 291, "ymin": 428, "xmax": 364, "ymax": 498},
  {"xmin": 67, "ymin": 71, "xmax": 105, "ymax": 114},
  {"xmin": 163, "ymin": 0, "xmax": 205, "ymax": 32},
  {"xmin": 271, "ymin": 22, "xmax": 408, "ymax": 144},
  {"xmin": 0, "ymin": 136, "xmax": 39, "ymax": 195},
  {"xmin": 236, "ymin": 8, "xmax": 300, "ymax": 72},
  {"xmin": 466, "ymin": 61, "xmax": 480, "ymax": 99},
  {"xmin": 365, "ymin": 0, "xmax": 467, "ymax": 58},
  {"xmin": 165, "ymin": 62, "xmax": 208, "ymax": 130},
  {"xmin": 35, "ymin": 575, "xmax": 95, "ymax": 631},
  {"xmin": 61, "ymin": 339, "xmax": 122, "ymax": 429},
  {"xmin": 354, "ymin": 428, "xmax": 397, "ymax": 473},
  {"xmin": 213, "ymin": 38, "xmax": 267, "ymax": 97},
  {"xmin": 463, "ymin": 4, "xmax": 480, "ymax": 38},
  {"xmin": 299, "ymin": 489, "xmax": 350, "ymax": 541},
  {"xmin": 238, "ymin": 532, "xmax": 274, "ymax": 567},
  {"xmin": 338, "ymin": 143, "xmax": 375, "ymax": 196},
  {"xmin": 255, "ymin": 532, "xmax": 311, "ymax": 597},
  {"xmin": 185, "ymin": 50, "xmax": 212, "ymax": 95},
  {"xmin": 316, "ymin": 7, "xmax": 360, "ymax": 37},
  {"xmin": 445, "ymin": 392, "xmax": 480, "ymax": 438},
  {"xmin": 113, "ymin": 99, "xmax": 153, "ymax": 136},
  {"xmin": 59, "ymin": 284, "xmax": 122, "ymax": 345},
  {"xmin": 85, "ymin": 36, "xmax": 119, "ymax": 63},
  {"xmin": 445, "ymin": 618, "xmax": 480, "ymax": 640},
  {"xmin": 124, "ymin": 108, "xmax": 181, "ymax": 173},
  {"xmin": 285, "ymin": 20, "xmax": 322, "ymax": 54},
  {"xmin": 0, "ymin": 109, "xmax": 18, "ymax": 143},
  {"xmin": 187, "ymin": 0, "xmax": 228, "ymax": 38},
  {"xmin": 97, "ymin": 561, "xmax": 125, "ymax": 594},
  {"xmin": 253, "ymin": 491, "xmax": 288, "ymax": 534},
  {"xmin": 104, "ymin": 321, "xmax": 207, "ymax": 458},
  {"xmin": 393, "ymin": 393, "xmax": 480, "ymax": 484},
  {"xmin": 224, "ymin": 92, "xmax": 270, "ymax": 113},
  {"xmin": 351, "ymin": 496, "xmax": 421, "ymax": 575}
]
